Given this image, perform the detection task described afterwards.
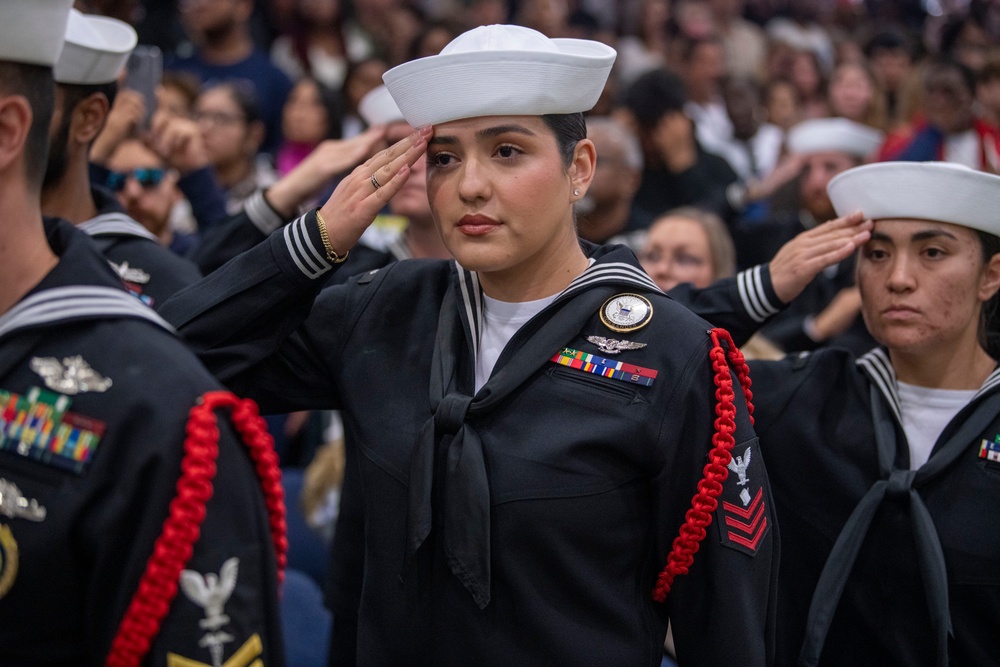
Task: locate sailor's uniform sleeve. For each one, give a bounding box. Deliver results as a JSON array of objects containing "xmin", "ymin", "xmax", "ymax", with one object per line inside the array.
[
  {"xmin": 160, "ymin": 210, "xmax": 357, "ymax": 413},
  {"xmin": 666, "ymin": 264, "xmax": 782, "ymax": 347},
  {"xmin": 656, "ymin": 338, "xmax": 778, "ymax": 666},
  {"xmin": 187, "ymin": 190, "xmax": 287, "ymax": 275},
  {"xmin": 94, "ymin": 393, "xmax": 284, "ymax": 666}
]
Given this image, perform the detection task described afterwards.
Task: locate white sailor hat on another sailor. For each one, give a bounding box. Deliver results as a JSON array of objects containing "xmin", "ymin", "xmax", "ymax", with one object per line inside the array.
[
  {"xmin": 787, "ymin": 117, "xmax": 884, "ymax": 158},
  {"xmin": 828, "ymin": 161, "xmax": 1000, "ymax": 237},
  {"xmin": 383, "ymin": 24, "xmax": 616, "ymax": 127},
  {"xmin": 0, "ymin": 0, "xmax": 75, "ymax": 67},
  {"xmin": 358, "ymin": 85, "xmax": 405, "ymax": 127},
  {"xmin": 54, "ymin": 9, "xmax": 137, "ymax": 85}
]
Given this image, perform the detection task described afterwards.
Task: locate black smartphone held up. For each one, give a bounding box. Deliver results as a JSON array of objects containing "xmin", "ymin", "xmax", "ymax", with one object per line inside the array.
[{"xmin": 124, "ymin": 45, "xmax": 162, "ymax": 129}]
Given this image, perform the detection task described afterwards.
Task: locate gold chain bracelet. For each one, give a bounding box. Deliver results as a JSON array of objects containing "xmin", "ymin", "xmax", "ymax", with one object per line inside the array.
[{"xmin": 315, "ymin": 210, "xmax": 350, "ymax": 264}]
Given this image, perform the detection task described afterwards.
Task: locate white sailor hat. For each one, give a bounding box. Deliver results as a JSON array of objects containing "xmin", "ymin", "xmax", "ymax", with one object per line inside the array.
[
  {"xmin": 54, "ymin": 9, "xmax": 137, "ymax": 86},
  {"xmin": 358, "ymin": 85, "xmax": 405, "ymax": 127},
  {"xmin": 828, "ymin": 161, "xmax": 1000, "ymax": 237},
  {"xmin": 787, "ymin": 117, "xmax": 884, "ymax": 158},
  {"xmin": 383, "ymin": 24, "xmax": 616, "ymax": 127},
  {"xmin": 0, "ymin": 0, "xmax": 74, "ymax": 67}
]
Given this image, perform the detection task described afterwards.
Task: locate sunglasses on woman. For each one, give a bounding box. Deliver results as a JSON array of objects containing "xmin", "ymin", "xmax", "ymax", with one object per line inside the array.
[{"xmin": 104, "ymin": 168, "xmax": 168, "ymax": 192}]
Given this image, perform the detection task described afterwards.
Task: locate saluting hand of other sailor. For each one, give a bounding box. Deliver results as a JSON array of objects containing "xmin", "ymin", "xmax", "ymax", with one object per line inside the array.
[
  {"xmin": 769, "ymin": 210, "xmax": 872, "ymax": 303},
  {"xmin": 317, "ymin": 125, "xmax": 433, "ymax": 256}
]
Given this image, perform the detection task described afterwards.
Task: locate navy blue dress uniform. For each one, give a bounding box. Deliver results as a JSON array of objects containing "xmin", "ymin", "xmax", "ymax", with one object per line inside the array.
[
  {"xmin": 0, "ymin": 219, "xmax": 285, "ymax": 666},
  {"xmin": 77, "ymin": 186, "xmax": 202, "ymax": 307},
  {"xmin": 160, "ymin": 210, "xmax": 778, "ymax": 666},
  {"xmin": 750, "ymin": 348, "xmax": 1000, "ymax": 666}
]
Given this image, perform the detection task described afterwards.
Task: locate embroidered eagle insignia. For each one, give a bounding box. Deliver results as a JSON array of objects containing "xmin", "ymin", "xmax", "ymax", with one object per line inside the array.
[
  {"xmin": 29, "ymin": 356, "xmax": 112, "ymax": 395},
  {"xmin": 727, "ymin": 445, "xmax": 752, "ymax": 487},
  {"xmin": 180, "ymin": 557, "xmax": 240, "ymax": 631},
  {"xmin": 585, "ymin": 336, "xmax": 647, "ymax": 355},
  {"xmin": 110, "ymin": 261, "xmax": 151, "ymax": 285},
  {"xmin": 180, "ymin": 557, "xmax": 241, "ymax": 667}
]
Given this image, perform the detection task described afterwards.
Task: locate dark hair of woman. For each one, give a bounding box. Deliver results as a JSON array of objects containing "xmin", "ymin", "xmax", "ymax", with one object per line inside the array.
[{"xmin": 542, "ymin": 112, "xmax": 587, "ymax": 168}]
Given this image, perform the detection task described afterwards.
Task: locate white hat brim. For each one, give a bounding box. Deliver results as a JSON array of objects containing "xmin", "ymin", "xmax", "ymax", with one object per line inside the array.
[
  {"xmin": 828, "ymin": 161, "xmax": 1000, "ymax": 237},
  {"xmin": 358, "ymin": 85, "xmax": 405, "ymax": 126},
  {"xmin": 54, "ymin": 10, "xmax": 137, "ymax": 85},
  {"xmin": 0, "ymin": 0, "xmax": 74, "ymax": 67},
  {"xmin": 787, "ymin": 118, "xmax": 884, "ymax": 158},
  {"xmin": 384, "ymin": 39, "xmax": 615, "ymax": 127}
]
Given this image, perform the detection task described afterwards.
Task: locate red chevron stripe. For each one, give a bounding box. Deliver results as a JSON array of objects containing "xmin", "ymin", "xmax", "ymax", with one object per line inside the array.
[
  {"xmin": 728, "ymin": 517, "xmax": 768, "ymax": 551},
  {"xmin": 721, "ymin": 487, "xmax": 762, "ymax": 519},
  {"xmin": 724, "ymin": 501, "xmax": 765, "ymax": 534}
]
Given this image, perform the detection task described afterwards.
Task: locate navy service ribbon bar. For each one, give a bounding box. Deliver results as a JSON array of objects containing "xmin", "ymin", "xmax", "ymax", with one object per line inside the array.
[{"xmin": 551, "ymin": 347, "xmax": 657, "ymax": 387}]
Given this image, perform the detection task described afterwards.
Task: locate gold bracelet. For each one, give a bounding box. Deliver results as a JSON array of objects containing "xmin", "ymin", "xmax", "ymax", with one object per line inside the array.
[{"xmin": 315, "ymin": 210, "xmax": 350, "ymax": 264}]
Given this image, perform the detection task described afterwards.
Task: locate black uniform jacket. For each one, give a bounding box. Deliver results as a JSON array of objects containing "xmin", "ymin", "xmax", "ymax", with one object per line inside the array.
[
  {"xmin": 76, "ymin": 187, "xmax": 202, "ymax": 308},
  {"xmin": 161, "ymin": 211, "xmax": 778, "ymax": 666},
  {"xmin": 751, "ymin": 348, "xmax": 1000, "ymax": 666},
  {"xmin": 0, "ymin": 220, "xmax": 282, "ymax": 666}
]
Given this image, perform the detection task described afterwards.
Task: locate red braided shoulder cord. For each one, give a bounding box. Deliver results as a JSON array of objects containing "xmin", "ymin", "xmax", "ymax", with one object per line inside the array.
[
  {"xmin": 652, "ymin": 328, "xmax": 754, "ymax": 602},
  {"xmin": 105, "ymin": 391, "xmax": 287, "ymax": 667}
]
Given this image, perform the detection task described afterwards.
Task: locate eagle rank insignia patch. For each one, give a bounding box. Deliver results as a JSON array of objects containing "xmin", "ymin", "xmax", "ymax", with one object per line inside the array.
[
  {"xmin": 30, "ymin": 356, "xmax": 112, "ymax": 395},
  {"xmin": 716, "ymin": 441, "xmax": 769, "ymax": 556},
  {"xmin": 600, "ymin": 294, "xmax": 653, "ymax": 332}
]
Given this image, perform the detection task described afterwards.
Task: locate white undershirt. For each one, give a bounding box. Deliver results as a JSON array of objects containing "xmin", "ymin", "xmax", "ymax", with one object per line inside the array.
[
  {"xmin": 475, "ymin": 293, "xmax": 559, "ymax": 392},
  {"xmin": 897, "ymin": 381, "xmax": 977, "ymax": 469}
]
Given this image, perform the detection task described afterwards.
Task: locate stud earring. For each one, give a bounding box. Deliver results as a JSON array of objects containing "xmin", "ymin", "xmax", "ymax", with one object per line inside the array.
[{"xmin": 573, "ymin": 189, "xmax": 580, "ymax": 196}]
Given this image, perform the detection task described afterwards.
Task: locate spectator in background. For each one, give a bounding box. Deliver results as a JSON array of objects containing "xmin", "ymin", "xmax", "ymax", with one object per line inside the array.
[
  {"xmin": 977, "ymin": 56, "xmax": 1000, "ymax": 131},
  {"xmin": 764, "ymin": 77, "xmax": 802, "ymax": 131},
  {"xmin": 105, "ymin": 137, "xmax": 185, "ymax": 249},
  {"xmin": 827, "ymin": 59, "xmax": 888, "ymax": 130},
  {"xmin": 276, "ymin": 76, "xmax": 343, "ymax": 177},
  {"xmin": 939, "ymin": 10, "xmax": 992, "ymax": 74},
  {"xmin": 269, "ymin": 0, "xmax": 369, "ymax": 90},
  {"xmin": 168, "ymin": 0, "xmax": 292, "ymax": 154},
  {"xmin": 639, "ymin": 206, "xmax": 785, "ymax": 361},
  {"xmin": 576, "ymin": 115, "xmax": 649, "ymax": 243},
  {"xmin": 788, "ymin": 48, "xmax": 830, "ymax": 119},
  {"xmin": 613, "ymin": 0, "xmax": 672, "ymax": 89},
  {"xmin": 640, "ymin": 207, "xmax": 734, "ymax": 292},
  {"xmin": 339, "ymin": 56, "xmax": 388, "ymax": 138},
  {"xmin": 880, "ymin": 57, "xmax": 1000, "ymax": 171},
  {"xmin": 707, "ymin": 0, "xmax": 767, "ymax": 82},
  {"xmin": 865, "ymin": 27, "xmax": 918, "ymax": 127},
  {"xmin": 156, "ymin": 70, "xmax": 201, "ymax": 119},
  {"xmin": 680, "ymin": 34, "xmax": 733, "ymax": 150},
  {"xmin": 713, "ymin": 76, "xmax": 784, "ymax": 183},
  {"xmin": 193, "ymin": 80, "xmax": 275, "ymax": 214},
  {"xmin": 621, "ymin": 67, "xmax": 739, "ymax": 228}
]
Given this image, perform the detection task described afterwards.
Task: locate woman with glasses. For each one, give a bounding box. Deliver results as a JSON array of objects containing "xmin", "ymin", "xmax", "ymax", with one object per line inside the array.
[
  {"xmin": 192, "ymin": 81, "xmax": 275, "ymax": 215},
  {"xmin": 162, "ymin": 25, "xmax": 777, "ymax": 665}
]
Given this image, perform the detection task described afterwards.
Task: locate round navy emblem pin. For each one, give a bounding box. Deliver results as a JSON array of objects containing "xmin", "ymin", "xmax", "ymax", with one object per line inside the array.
[{"xmin": 600, "ymin": 293, "xmax": 653, "ymax": 332}]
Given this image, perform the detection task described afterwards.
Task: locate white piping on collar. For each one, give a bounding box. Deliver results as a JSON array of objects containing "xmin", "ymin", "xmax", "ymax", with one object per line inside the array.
[
  {"xmin": 78, "ymin": 213, "xmax": 161, "ymax": 242},
  {"xmin": 454, "ymin": 257, "xmax": 663, "ymax": 365},
  {"xmin": 857, "ymin": 347, "xmax": 1000, "ymax": 424},
  {"xmin": 0, "ymin": 286, "xmax": 174, "ymax": 341}
]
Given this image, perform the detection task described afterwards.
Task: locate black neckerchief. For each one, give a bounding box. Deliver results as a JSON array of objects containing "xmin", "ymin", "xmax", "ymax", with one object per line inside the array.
[
  {"xmin": 800, "ymin": 350, "xmax": 1000, "ymax": 666},
  {"xmin": 405, "ymin": 244, "xmax": 662, "ymax": 608}
]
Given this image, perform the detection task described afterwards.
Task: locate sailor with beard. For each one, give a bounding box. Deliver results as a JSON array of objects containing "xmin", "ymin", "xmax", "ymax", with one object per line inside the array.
[{"xmin": 40, "ymin": 9, "xmax": 200, "ymax": 308}]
